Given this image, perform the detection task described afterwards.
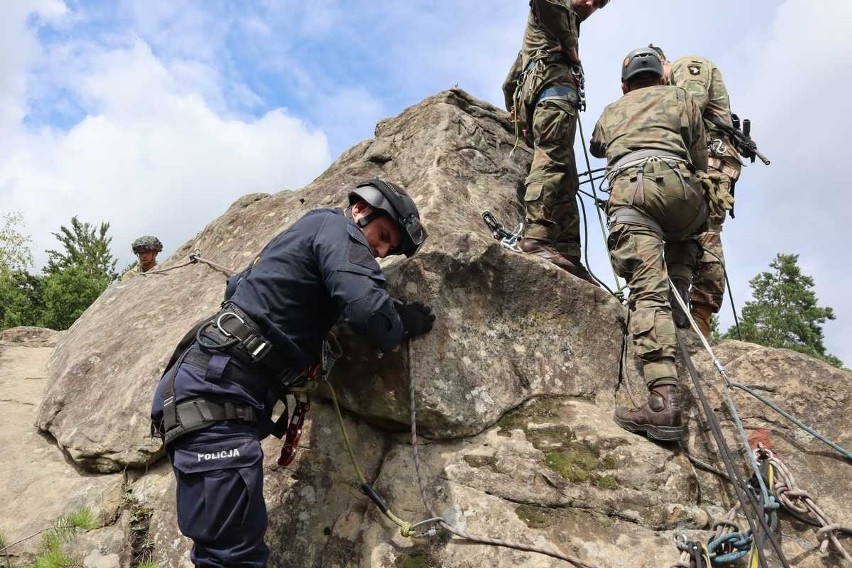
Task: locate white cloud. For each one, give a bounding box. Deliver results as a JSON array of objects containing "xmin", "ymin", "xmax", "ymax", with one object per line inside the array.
[{"xmin": 0, "ymin": 10, "xmax": 331, "ymax": 272}]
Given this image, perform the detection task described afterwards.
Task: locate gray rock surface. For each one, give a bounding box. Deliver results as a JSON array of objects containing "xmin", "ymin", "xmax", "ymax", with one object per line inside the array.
[
  {"xmin": 6, "ymin": 88, "xmax": 848, "ymax": 567},
  {"xmin": 0, "ymin": 325, "xmax": 60, "ymax": 347}
]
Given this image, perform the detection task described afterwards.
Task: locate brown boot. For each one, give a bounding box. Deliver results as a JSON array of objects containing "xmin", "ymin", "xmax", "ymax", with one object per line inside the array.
[
  {"xmin": 518, "ymin": 238, "xmax": 575, "ymax": 272},
  {"xmin": 562, "ymin": 255, "xmax": 598, "ymax": 285},
  {"xmin": 669, "ymin": 277, "xmax": 691, "ymax": 329},
  {"xmin": 690, "ymin": 303, "xmax": 714, "ymax": 338},
  {"xmin": 613, "ymin": 385, "xmax": 683, "ymax": 442}
]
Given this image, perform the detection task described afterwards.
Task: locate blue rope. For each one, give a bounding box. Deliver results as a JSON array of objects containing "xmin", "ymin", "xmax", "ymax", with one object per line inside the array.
[{"xmin": 732, "ymin": 382, "xmax": 852, "ymax": 461}]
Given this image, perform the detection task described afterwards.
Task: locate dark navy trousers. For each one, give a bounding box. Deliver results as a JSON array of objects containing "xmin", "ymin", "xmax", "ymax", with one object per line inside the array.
[{"xmin": 169, "ymin": 422, "xmax": 270, "ymax": 567}]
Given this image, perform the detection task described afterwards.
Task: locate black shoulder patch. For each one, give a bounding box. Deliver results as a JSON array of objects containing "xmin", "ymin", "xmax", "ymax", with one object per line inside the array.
[
  {"xmin": 688, "ymin": 65, "xmax": 700, "ymax": 76},
  {"xmin": 348, "ymin": 238, "xmax": 376, "ymax": 270}
]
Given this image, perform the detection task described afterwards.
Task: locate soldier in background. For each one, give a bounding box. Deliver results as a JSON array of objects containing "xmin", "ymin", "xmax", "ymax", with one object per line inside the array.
[
  {"xmin": 590, "ymin": 48, "xmax": 709, "ymax": 441},
  {"xmin": 501, "ymin": 0, "xmax": 611, "ymax": 282},
  {"xmin": 650, "ymin": 45, "xmax": 742, "ymax": 337},
  {"xmin": 120, "ymin": 236, "xmax": 163, "ymax": 281}
]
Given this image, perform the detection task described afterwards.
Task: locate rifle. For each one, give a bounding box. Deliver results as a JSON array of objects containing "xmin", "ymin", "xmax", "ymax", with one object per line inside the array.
[{"xmin": 709, "ymin": 114, "xmax": 770, "ymax": 165}]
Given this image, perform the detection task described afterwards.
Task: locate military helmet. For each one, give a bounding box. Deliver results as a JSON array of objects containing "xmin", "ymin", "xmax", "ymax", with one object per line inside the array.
[
  {"xmin": 621, "ymin": 47, "xmax": 664, "ymax": 82},
  {"xmin": 132, "ymin": 235, "xmax": 163, "ymax": 254},
  {"xmin": 348, "ymin": 179, "xmax": 427, "ymax": 257},
  {"xmin": 647, "ymin": 43, "xmax": 667, "ymax": 62}
]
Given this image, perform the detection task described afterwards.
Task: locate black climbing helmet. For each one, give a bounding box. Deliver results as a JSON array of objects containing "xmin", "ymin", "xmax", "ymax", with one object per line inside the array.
[
  {"xmin": 621, "ymin": 47, "xmax": 664, "ymax": 82},
  {"xmin": 348, "ymin": 179, "xmax": 427, "ymax": 257},
  {"xmin": 131, "ymin": 235, "xmax": 163, "ymax": 254}
]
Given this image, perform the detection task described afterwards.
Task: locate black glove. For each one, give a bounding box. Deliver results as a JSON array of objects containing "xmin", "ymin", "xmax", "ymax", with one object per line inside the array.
[{"xmin": 394, "ymin": 300, "xmax": 435, "ymax": 338}]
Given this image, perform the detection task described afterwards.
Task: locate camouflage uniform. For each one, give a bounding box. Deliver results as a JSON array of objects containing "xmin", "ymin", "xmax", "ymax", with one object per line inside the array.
[
  {"xmin": 590, "ymin": 85, "xmax": 708, "ymax": 386},
  {"xmin": 501, "ymin": 0, "xmax": 583, "ymax": 257},
  {"xmin": 670, "ymin": 56, "xmax": 742, "ymax": 314}
]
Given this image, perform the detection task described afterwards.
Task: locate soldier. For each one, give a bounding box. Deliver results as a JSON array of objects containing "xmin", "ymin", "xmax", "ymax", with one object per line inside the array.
[
  {"xmin": 651, "ymin": 45, "xmax": 742, "ymax": 337},
  {"xmin": 151, "ymin": 179, "xmax": 435, "ymax": 566},
  {"xmin": 501, "ymin": 0, "xmax": 611, "ymax": 282},
  {"xmin": 120, "ymin": 235, "xmax": 163, "ymax": 281},
  {"xmin": 590, "ymin": 48, "xmax": 709, "ymax": 441}
]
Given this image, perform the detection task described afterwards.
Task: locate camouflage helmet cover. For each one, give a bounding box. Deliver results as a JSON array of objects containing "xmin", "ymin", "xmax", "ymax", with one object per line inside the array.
[
  {"xmin": 132, "ymin": 235, "xmax": 163, "ymax": 254},
  {"xmin": 621, "ymin": 47, "xmax": 664, "ymax": 82}
]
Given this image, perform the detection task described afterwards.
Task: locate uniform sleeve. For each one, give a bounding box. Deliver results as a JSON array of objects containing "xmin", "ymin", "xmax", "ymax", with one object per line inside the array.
[
  {"xmin": 314, "ymin": 218, "xmax": 405, "ymax": 353},
  {"xmin": 502, "ymin": 52, "xmax": 523, "ymax": 112},
  {"xmin": 706, "ymin": 66, "xmax": 734, "ymax": 129},
  {"xmin": 684, "ymin": 94, "xmax": 709, "ymax": 171},
  {"xmin": 589, "ymin": 116, "xmax": 607, "ymax": 159},
  {"xmin": 532, "ymin": 0, "xmax": 578, "ymax": 51}
]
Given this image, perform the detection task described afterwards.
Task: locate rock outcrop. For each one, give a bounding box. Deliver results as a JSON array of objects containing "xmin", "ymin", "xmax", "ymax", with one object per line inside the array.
[{"xmin": 4, "ymin": 89, "xmax": 847, "ymax": 567}]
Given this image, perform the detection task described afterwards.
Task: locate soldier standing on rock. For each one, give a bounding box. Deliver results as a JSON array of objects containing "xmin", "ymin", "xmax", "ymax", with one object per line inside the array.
[
  {"xmin": 650, "ymin": 44, "xmax": 743, "ymax": 338},
  {"xmin": 501, "ymin": 0, "xmax": 610, "ymax": 283},
  {"xmin": 589, "ymin": 48, "xmax": 715, "ymax": 442},
  {"xmin": 150, "ymin": 179, "xmax": 435, "ymax": 566}
]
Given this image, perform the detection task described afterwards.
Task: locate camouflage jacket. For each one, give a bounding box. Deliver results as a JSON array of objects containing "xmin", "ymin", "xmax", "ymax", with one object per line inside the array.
[
  {"xmin": 670, "ymin": 56, "xmax": 739, "ymax": 162},
  {"xmin": 590, "ymin": 85, "xmax": 708, "ymax": 171},
  {"xmin": 501, "ymin": 0, "xmax": 581, "ymax": 113}
]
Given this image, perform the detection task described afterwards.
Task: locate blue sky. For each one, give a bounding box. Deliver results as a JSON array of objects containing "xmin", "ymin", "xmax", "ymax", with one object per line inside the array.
[{"xmin": 2, "ymin": 0, "xmax": 851, "ymax": 365}]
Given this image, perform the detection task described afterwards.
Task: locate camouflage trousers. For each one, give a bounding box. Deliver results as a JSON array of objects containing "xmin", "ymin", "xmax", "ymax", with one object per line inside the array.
[
  {"xmin": 690, "ymin": 159, "xmax": 740, "ymax": 312},
  {"xmin": 609, "ymin": 224, "xmax": 701, "ymax": 387},
  {"xmin": 522, "ymin": 99, "xmax": 581, "ymax": 257},
  {"xmin": 606, "ymin": 162, "xmax": 705, "ymax": 387}
]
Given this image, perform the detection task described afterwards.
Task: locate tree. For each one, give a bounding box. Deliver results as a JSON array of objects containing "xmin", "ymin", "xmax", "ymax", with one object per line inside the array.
[
  {"xmin": 724, "ymin": 253, "xmax": 842, "ymax": 368},
  {"xmin": 0, "ymin": 211, "xmax": 33, "ymax": 272},
  {"xmin": 0, "ymin": 212, "xmax": 41, "ymax": 330},
  {"xmin": 45, "ymin": 216, "xmax": 118, "ymax": 281},
  {"xmin": 39, "ymin": 264, "xmax": 110, "ymax": 330}
]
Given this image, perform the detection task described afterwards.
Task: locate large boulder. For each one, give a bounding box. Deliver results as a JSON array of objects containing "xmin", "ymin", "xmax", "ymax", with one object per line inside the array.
[
  {"xmin": 35, "ymin": 88, "xmax": 624, "ymax": 472},
  {"xmin": 21, "ymin": 88, "xmax": 851, "ymax": 567}
]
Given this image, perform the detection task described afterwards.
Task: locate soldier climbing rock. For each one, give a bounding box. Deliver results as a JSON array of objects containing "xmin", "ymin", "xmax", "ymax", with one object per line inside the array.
[
  {"xmin": 590, "ymin": 47, "xmax": 711, "ymax": 441},
  {"xmin": 650, "ymin": 45, "xmax": 742, "ymax": 338}
]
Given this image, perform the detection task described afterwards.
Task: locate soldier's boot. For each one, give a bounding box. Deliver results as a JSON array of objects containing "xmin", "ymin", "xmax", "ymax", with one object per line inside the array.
[
  {"xmin": 690, "ymin": 303, "xmax": 714, "ymax": 339},
  {"xmin": 518, "ymin": 238, "xmax": 575, "ymax": 272},
  {"xmin": 613, "ymin": 385, "xmax": 683, "ymax": 442},
  {"xmin": 562, "ymin": 255, "xmax": 598, "ymax": 285},
  {"xmin": 669, "ymin": 276, "xmax": 691, "ymax": 329}
]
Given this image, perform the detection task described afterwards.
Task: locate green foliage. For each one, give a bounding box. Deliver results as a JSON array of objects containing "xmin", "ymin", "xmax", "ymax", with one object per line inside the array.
[
  {"xmin": 0, "ymin": 212, "xmax": 33, "ymax": 272},
  {"xmin": 725, "ymin": 253, "xmax": 842, "ymax": 367},
  {"xmin": 39, "ymin": 265, "xmax": 110, "ymax": 330},
  {"xmin": 0, "ymin": 270, "xmax": 43, "ymax": 329},
  {"xmin": 45, "ymin": 216, "xmax": 117, "ymax": 281}
]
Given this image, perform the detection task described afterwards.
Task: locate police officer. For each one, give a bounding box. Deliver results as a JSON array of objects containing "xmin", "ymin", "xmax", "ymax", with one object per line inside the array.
[
  {"xmin": 502, "ymin": 0, "xmax": 611, "ymax": 282},
  {"xmin": 590, "ymin": 48, "xmax": 708, "ymax": 441},
  {"xmin": 121, "ymin": 235, "xmax": 163, "ymax": 281},
  {"xmin": 150, "ymin": 179, "xmax": 435, "ymax": 566}
]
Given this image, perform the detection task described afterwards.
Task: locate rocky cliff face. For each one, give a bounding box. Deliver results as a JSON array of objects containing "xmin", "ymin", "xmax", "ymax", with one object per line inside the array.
[{"xmin": 4, "ymin": 89, "xmax": 847, "ymax": 567}]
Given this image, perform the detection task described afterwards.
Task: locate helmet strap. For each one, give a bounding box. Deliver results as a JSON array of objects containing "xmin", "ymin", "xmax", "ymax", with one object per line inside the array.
[{"xmin": 355, "ymin": 211, "xmax": 383, "ymax": 228}]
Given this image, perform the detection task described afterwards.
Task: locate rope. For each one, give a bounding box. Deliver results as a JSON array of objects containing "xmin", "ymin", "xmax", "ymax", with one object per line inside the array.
[
  {"xmin": 576, "ymin": 115, "xmax": 623, "ymax": 296},
  {"xmin": 670, "ymin": 280, "xmax": 773, "ymax": 505},
  {"xmin": 760, "ymin": 446, "xmax": 852, "ymax": 561},
  {"xmin": 730, "ymin": 382, "xmax": 852, "ymax": 461},
  {"xmin": 139, "ymin": 248, "xmax": 237, "ymax": 278},
  {"xmin": 404, "ymin": 343, "xmax": 601, "ymax": 568},
  {"xmin": 671, "ymin": 294, "xmax": 790, "ymax": 568}
]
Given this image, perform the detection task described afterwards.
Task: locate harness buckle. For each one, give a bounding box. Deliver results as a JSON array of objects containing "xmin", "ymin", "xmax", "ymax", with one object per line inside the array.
[{"xmin": 215, "ymin": 311, "xmax": 245, "ymax": 338}]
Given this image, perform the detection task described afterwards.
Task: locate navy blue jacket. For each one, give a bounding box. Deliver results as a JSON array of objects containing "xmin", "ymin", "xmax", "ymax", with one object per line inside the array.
[
  {"xmin": 225, "ymin": 207, "xmax": 404, "ymax": 364},
  {"xmin": 152, "ymin": 208, "xmax": 404, "ymax": 435}
]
